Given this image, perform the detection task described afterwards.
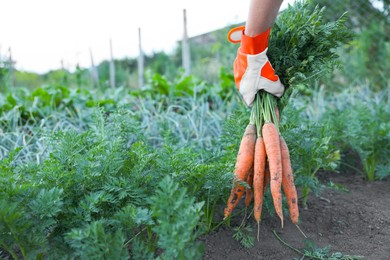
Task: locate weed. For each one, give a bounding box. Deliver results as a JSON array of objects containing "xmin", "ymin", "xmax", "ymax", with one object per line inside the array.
[
  {"xmin": 233, "ymin": 224, "xmax": 256, "ymax": 249},
  {"xmin": 273, "ymin": 230, "xmax": 363, "ymax": 260}
]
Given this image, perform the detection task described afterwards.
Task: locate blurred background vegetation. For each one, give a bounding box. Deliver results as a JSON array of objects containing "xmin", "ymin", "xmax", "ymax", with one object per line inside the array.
[{"xmin": 0, "ymin": 0, "xmax": 388, "ymax": 92}]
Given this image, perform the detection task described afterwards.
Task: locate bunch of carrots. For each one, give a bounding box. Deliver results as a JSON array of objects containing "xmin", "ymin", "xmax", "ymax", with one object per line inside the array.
[
  {"xmin": 224, "ymin": 91, "xmax": 299, "ymax": 239},
  {"xmin": 222, "ymin": 1, "xmax": 353, "ymax": 240}
]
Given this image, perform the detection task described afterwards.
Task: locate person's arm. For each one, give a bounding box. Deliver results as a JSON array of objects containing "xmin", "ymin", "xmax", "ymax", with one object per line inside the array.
[{"xmin": 245, "ymin": 0, "xmax": 283, "ymax": 36}]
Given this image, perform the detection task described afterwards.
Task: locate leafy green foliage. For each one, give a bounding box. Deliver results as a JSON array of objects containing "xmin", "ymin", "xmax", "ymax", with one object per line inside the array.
[
  {"xmin": 149, "ymin": 176, "xmax": 204, "ymax": 259},
  {"xmin": 274, "ymin": 231, "xmax": 363, "ymax": 260},
  {"xmin": 341, "ymin": 21, "xmax": 390, "ymax": 91},
  {"xmin": 232, "ymin": 225, "xmax": 256, "ymax": 249},
  {"xmin": 0, "ymin": 109, "xmax": 149, "ymax": 258},
  {"xmin": 0, "ymin": 84, "xmax": 120, "ymax": 126},
  {"xmin": 0, "ymin": 73, "xmax": 386, "ymax": 258},
  {"xmin": 65, "ymin": 221, "xmax": 129, "ymax": 259},
  {"xmin": 131, "ymin": 236, "xmax": 156, "ymax": 260},
  {"xmin": 344, "ymin": 104, "xmax": 390, "ymax": 181},
  {"xmin": 131, "ymin": 70, "xmax": 235, "ymax": 105},
  {"xmin": 310, "ymin": 0, "xmax": 390, "ymax": 29},
  {"xmin": 326, "ymin": 102, "xmax": 390, "ymax": 181},
  {"xmin": 268, "ymin": 0, "xmax": 353, "ymax": 109},
  {"xmin": 290, "ymin": 83, "xmax": 390, "ymax": 182},
  {"xmin": 0, "ymin": 103, "xmax": 234, "ymax": 257},
  {"xmin": 281, "ymin": 106, "xmax": 340, "ymax": 207},
  {"xmin": 300, "ymin": 239, "xmax": 363, "ymax": 260},
  {"xmin": 0, "ymin": 190, "xmax": 64, "ymax": 259}
]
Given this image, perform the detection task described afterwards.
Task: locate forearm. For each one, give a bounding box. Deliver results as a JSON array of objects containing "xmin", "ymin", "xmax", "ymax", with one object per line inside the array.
[{"xmin": 245, "ymin": 0, "xmax": 283, "ymax": 36}]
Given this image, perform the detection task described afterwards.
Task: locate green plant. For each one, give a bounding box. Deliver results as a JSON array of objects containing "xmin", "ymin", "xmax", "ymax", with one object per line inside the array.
[
  {"xmin": 0, "ymin": 187, "xmax": 64, "ymax": 259},
  {"xmin": 65, "ymin": 221, "xmax": 129, "ymax": 259},
  {"xmin": 268, "ymin": 0, "xmax": 353, "ymax": 111},
  {"xmin": 273, "ymin": 230, "xmax": 363, "ymax": 260},
  {"xmin": 0, "ymin": 109, "xmax": 153, "ymax": 258},
  {"xmin": 281, "ymin": 107, "xmax": 340, "ymax": 207},
  {"xmin": 232, "ymin": 224, "xmax": 256, "ymax": 249},
  {"xmin": 312, "ymin": 85, "xmax": 390, "ymax": 181},
  {"xmin": 0, "ymin": 102, "xmax": 237, "ymax": 258},
  {"xmin": 341, "ymin": 21, "xmax": 390, "ymax": 91},
  {"xmin": 340, "ymin": 103, "xmax": 390, "ymax": 181},
  {"xmin": 149, "ymin": 176, "xmax": 204, "ymax": 260}
]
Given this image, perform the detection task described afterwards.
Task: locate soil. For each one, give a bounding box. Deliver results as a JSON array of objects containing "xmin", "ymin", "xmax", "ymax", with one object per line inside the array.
[{"xmin": 201, "ymin": 171, "xmax": 390, "ymax": 260}]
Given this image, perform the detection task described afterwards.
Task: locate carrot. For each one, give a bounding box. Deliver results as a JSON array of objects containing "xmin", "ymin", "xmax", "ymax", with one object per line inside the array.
[
  {"xmin": 224, "ymin": 124, "xmax": 257, "ymax": 219},
  {"xmin": 280, "ymin": 136, "xmax": 299, "ymax": 225},
  {"xmin": 253, "ymin": 137, "xmax": 266, "ymax": 240},
  {"xmin": 262, "ymin": 122, "xmax": 284, "ymax": 228},
  {"xmin": 253, "ymin": 137, "xmax": 266, "ymax": 223}
]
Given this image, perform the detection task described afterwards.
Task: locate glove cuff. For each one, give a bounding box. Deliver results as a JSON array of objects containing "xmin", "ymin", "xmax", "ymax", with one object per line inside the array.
[
  {"xmin": 228, "ymin": 26, "xmax": 271, "ymax": 55},
  {"xmin": 241, "ymin": 28, "xmax": 271, "ymax": 55}
]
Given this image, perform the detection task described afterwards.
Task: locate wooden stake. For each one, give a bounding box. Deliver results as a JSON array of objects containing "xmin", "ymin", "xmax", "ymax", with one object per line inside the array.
[
  {"xmin": 89, "ymin": 48, "xmax": 99, "ymax": 87},
  {"xmin": 138, "ymin": 28, "xmax": 144, "ymax": 88},
  {"xmin": 60, "ymin": 59, "xmax": 68, "ymax": 85},
  {"xmin": 109, "ymin": 38, "xmax": 115, "ymax": 88},
  {"xmin": 8, "ymin": 47, "xmax": 15, "ymax": 87},
  {"xmin": 182, "ymin": 9, "xmax": 191, "ymax": 76}
]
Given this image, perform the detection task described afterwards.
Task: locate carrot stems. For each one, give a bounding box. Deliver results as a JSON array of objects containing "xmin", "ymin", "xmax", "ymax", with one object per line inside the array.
[
  {"xmin": 124, "ymin": 226, "xmax": 148, "ymax": 246},
  {"xmin": 254, "ymin": 93, "xmax": 263, "ymax": 137},
  {"xmin": 250, "ymin": 108, "xmax": 256, "ymax": 126},
  {"xmin": 295, "ymin": 224, "xmax": 308, "ymax": 239},
  {"xmin": 272, "ymin": 230, "xmax": 308, "ymax": 259}
]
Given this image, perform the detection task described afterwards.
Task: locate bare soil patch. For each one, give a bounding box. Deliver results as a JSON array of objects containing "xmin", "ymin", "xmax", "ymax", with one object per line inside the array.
[{"xmin": 202, "ymin": 172, "xmax": 390, "ymax": 259}]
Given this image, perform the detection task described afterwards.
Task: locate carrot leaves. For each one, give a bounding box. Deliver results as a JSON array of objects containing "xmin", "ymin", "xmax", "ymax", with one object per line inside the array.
[
  {"xmin": 268, "ymin": 0, "xmax": 353, "ymax": 109},
  {"xmin": 149, "ymin": 176, "xmax": 204, "ymax": 259}
]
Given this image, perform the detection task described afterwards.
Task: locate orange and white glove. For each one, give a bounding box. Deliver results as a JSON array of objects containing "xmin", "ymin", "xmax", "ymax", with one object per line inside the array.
[{"xmin": 228, "ymin": 26, "xmax": 284, "ymax": 106}]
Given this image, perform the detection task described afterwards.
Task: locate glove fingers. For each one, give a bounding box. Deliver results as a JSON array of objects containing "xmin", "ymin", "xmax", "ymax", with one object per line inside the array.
[
  {"xmin": 240, "ymin": 86, "xmax": 258, "ymax": 107},
  {"xmin": 257, "ymin": 78, "xmax": 285, "ymax": 98}
]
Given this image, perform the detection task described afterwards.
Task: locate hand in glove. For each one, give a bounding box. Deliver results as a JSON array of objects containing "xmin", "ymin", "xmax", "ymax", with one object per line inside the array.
[{"xmin": 228, "ymin": 26, "xmax": 284, "ymax": 106}]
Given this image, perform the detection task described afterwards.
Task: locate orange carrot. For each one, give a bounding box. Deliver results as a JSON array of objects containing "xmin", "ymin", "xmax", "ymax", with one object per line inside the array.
[
  {"xmin": 262, "ymin": 122, "xmax": 284, "ymax": 228},
  {"xmin": 253, "ymin": 137, "xmax": 266, "ymax": 241},
  {"xmin": 280, "ymin": 137, "xmax": 299, "ymax": 225},
  {"xmin": 224, "ymin": 124, "xmax": 257, "ymax": 219},
  {"xmin": 253, "ymin": 137, "xmax": 266, "ymax": 223}
]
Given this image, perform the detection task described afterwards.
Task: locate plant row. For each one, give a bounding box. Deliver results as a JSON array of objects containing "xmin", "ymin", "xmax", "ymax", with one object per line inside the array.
[{"xmin": 1, "ymin": 80, "xmax": 389, "ymax": 258}]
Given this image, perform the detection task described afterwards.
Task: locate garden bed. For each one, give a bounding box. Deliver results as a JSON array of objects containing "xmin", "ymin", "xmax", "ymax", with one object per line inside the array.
[{"xmin": 202, "ymin": 171, "xmax": 390, "ymax": 259}]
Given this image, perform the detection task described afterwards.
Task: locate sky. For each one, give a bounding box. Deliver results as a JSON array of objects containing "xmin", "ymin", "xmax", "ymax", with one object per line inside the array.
[{"xmin": 1, "ymin": 0, "xmax": 294, "ymax": 74}]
